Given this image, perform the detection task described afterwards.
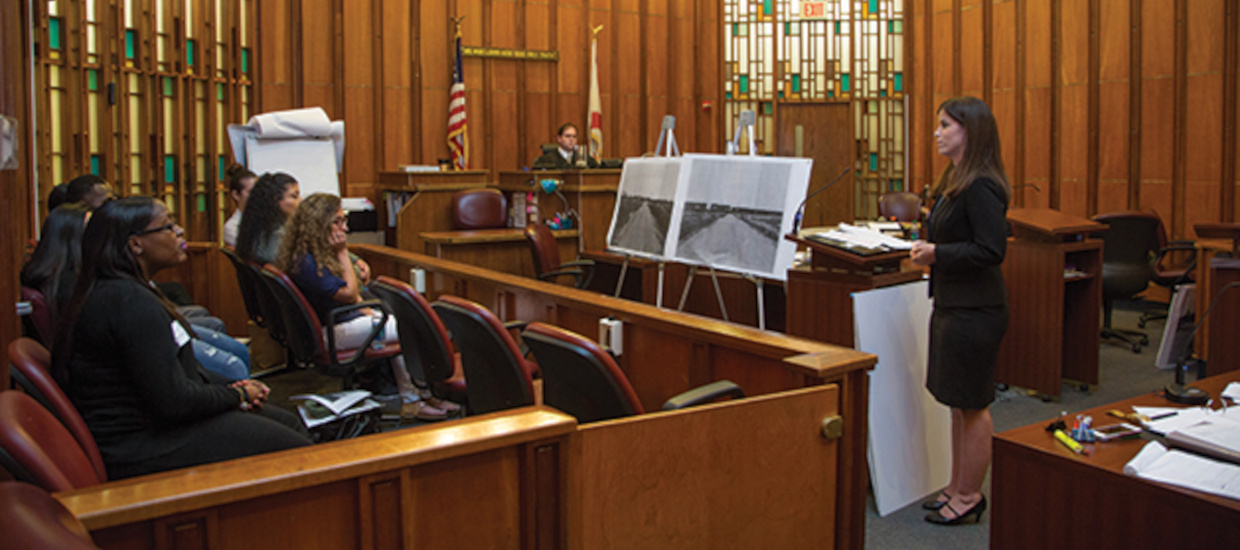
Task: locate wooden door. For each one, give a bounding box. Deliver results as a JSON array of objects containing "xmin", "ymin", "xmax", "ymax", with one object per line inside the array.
[
  {"xmin": 777, "ymin": 103, "xmax": 856, "ymax": 227},
  {"xmin": 568, "ymin": 384, "xmax": 842, "ymax": 550}
]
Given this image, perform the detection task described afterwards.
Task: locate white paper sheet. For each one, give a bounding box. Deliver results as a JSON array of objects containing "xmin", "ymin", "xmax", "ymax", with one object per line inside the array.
[
  {"xmin": 1124, "ymin": 441, "xmax": 1240, "ymax": 501},
  {"xmin": 854, "ymin": 281, "xmax": 949, "ymax": 517}
]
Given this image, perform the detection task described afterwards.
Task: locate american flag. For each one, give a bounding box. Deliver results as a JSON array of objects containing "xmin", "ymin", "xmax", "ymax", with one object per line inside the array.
[{"xmin": 447, "ymin": 27, "xmax": 469, "ymax": 170}]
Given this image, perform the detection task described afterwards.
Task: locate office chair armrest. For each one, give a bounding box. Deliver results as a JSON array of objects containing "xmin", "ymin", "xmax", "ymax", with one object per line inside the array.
[
  {"xmin": 326, "ymin": 300, "xmax": 390, "ymax": 365},
  {"xmin": 562, "ymin": 259, "xmax": 595, "ymax": 269},
  {"xmin": 661, "ymin": 380, "xmax": 745, "ymax": 411},
  {"xmin": 503, "ymin": 320, "xmax": 532, "ymax": 358}
]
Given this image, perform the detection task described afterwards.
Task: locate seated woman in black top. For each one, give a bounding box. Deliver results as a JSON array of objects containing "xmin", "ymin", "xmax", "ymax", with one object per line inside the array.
[
  {"xmin": 53, "ymin": 196, "xmax": 311, "ymax": 480},
  {"xmin": 20, "ymin": 202, "xmax": 90, "ymax": 320}
]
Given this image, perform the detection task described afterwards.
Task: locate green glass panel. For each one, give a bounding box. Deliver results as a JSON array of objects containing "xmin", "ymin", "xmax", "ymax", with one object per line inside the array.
[
  {"xmin": 163, "ymin": 76, "xmax": 173, "ymax": 97},
  {"xmin": 869, "ymin": 0, "xmax": 879, "ymax": 14},
  {"xmin": 893, "ymin": 20, "xmax": 904, "ymax": 34},
  {"xmin": 219, "ymin": 156, "xmax": 227, "ymax": 179},
  {"xmin": 165, "ymin": 155, "xmax": 176, "ymax": 183},
  {"xmin": 778, "ymin": 90, "xmax": 784, "ymax": 99},
  {"xmin": 217, "ymin": 83, "xmax": 225, "ymax": 101},
  {"xmin": 869, "ymin": 153, "xmax": 878, "ymax": 172},
  {"xmin": 733, "ymin": 23, "xmax": 738, "ymax": 37},
  {"xmin": 738, "ymin": 24, "xmax": 748, "ymax": 37},
  {"xmin": 894, "ymin": 73, "xmax": 904, "ymax": 92},
  {"xmin": 792, "ymin": 74, "xmax": 801, "ymax": 93},
  {"xmin": 841, "ymin": 74, "xmax": 851, "ymax": 92},
  {"xmin": 726, "ymin": 91, "xmax": 733, "ymax": 99},
  {"xmin": 49, "ymin": 18, "xmax": 62, "ymax": 50},
  {"xmin": 90, "ymin": 155, "xmax": 102, "ymax": 175},
  {"xmin": 739, "ymin": 75, "xmax": 749, "ymax": 93},
  {"xmin": 835, "ymin": 22, "xmax": 841, "ymax": 34},
  {"xmin": 241, "ymin": 48, "xmax": 250, "ymax": 73},
  {"xmin": 828, "ymin": 90, "xmax": 834, "ymax": 98},
  {"xmin": 880, "ymin": 89, "xmax": 887, "ymax": 97},
  {"xmin": 186, "ymin": 40, "xmax": 195, "ymax": 66},
  {"xmin": 785, "ymin": 22, "xmax": 791, "ymax": 35},
  {"xmin": 197, "ymin": 194, "xmax": 207, "ymax": 212},
  {"xmin": 763, "ymin": 0, "xmax": 773, "ymax": 15},
  {"xmin": 891, "ymin": 179, "xmax": 904, "ymax": 191},
  {"xmin": 125, "ymin": 30, "xmax": 136, "ymax": 59},
  {"xmin": 763, "ymin": 102, "xmax": 773, "ymax": 115},
  {"xmin": 868, "ymin": 101, "xmax": 878, "ymax": 113},
  {"xmin": 87, "ymin": 69, "xmax": 98, "ymax": 91}
]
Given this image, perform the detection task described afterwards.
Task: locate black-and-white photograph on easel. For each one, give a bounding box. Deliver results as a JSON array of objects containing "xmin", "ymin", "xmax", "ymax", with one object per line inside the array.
[
  {"xmin": 606, "ymin": 157, "xmax": 682, "ymax": 258},
  {"xmin": 668, "ymin": 154, "xmax": 812, "ymax": 280}
]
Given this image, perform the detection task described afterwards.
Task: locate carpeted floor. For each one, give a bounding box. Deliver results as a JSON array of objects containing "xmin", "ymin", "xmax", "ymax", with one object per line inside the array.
[{"xmin": 863, "ymin": 301, "xmax": 1184, "ymax": 549}]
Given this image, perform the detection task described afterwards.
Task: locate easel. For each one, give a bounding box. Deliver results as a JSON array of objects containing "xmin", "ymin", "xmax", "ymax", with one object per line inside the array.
[
  {"xmin": 726, "ymin": 109, "xmax": 757, "ymax": 157},
  {"xmin": 613, "ymin": 115, "xmax": 680, "ymax": 305},
  {"xmin": 675, "ymin": 265, "xmax": 732, "ymax": 323},
  {"xmin": 654, "ymin": 115, "xmax": 679, "ymax": 157},
  {"xmin": 702, "ymin": 109, "xmax": 765, "ymax": 328}
]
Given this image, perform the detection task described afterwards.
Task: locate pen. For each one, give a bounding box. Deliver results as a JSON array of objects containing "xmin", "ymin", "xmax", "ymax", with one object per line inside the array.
[
  {"xmin": 1053, "ymin": 429, "xmax": 1089, "ymax": 455},
  {"xmin": 1146, "ymin": 411, "xmax": 1178, "ymax": 421}
]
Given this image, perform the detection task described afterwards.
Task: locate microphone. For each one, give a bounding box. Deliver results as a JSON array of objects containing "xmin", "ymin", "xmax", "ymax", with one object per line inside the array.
[
  {"xmin": 793, "ymin": 166, "xmax": 852, "ymax": 234},
  {"xmin": 1166, "ymin": 280, "xmax": 1240, "ymax": 404}
]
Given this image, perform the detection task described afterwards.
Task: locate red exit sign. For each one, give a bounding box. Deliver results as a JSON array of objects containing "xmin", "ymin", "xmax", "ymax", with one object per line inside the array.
[{"xmin": 801, "ymin": 1, "xmax": 826, "ymax": 18}]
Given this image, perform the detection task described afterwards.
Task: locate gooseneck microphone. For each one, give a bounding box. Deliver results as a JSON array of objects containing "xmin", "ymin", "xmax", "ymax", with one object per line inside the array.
[{"xmin": 793, "ymin": 166, "xmax": 853, "ymax": 234}]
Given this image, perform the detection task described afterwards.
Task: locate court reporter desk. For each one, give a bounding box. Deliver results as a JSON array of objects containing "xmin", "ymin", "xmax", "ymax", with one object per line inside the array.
[{"xmin": 991, "ymin": 371, "xmax": 1240, "ymax": 548}]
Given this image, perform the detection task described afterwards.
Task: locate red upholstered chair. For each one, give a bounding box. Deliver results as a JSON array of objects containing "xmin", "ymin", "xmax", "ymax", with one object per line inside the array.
[
  {"xmin": 370, "ymin": 277, "xmax": 467, "ymax": 405},
  {"xmin": 0, "ymin": 482, "xmax": 99, "ymax": 550},
  {"xmin": 878, "ymin": 191, "xmax": 924, "ymax": 222},
  {"xmin": 220, "ymin": 245, "xmax": 267, "ymax": 328},
  {"xmin": 7, "ymin": 338, "xmax": 107, "ymax": 482},
  {"xmin": 523, "ymin": 224, "xmax": 594, "ymax": 288},
  {"xmin": 431, "ymin": 295, "xmax": 536, "ymax": 415},
  {"xmin": 19, "ymin": 287, "xmax": 51, "ymax": 345},
  {"xmin": 259, "ymin": 264, "xmax": 401, "ymax": 389},
  {"xmin": 0, "ymin": 391, "xmax": 102, "ymax": 492},
  {"xmin": 521, "ymin": 322, "xmax": 745, "ymax": 423},
  {"xmin": 451, "ymin": 188, "xmax": 508, "ymax": 230}
]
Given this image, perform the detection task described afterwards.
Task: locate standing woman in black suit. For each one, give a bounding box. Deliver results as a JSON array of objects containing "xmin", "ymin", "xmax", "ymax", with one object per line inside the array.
[{"xmin": 910, "ymin": 96, "xmax": 1011, "ymax": 526}]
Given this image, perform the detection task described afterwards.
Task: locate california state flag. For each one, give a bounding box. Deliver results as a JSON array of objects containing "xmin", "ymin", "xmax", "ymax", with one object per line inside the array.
[{"xmin": 588, "ymin": 33, "xmax": 603, "ymax": 163}]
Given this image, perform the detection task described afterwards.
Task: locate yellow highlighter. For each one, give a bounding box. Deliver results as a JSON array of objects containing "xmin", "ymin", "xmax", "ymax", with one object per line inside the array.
[{"xmin": 1053, "ymin": 429, "xmax": 1088, "ymax": 455}]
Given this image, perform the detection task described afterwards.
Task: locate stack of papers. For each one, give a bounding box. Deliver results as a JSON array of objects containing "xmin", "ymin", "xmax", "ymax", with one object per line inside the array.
[
  {"xmin": 803, "ymin": 223, "xmax": 913, "ymax": 255},
  {"xmin": 1124, "ymin": 441, "xmax": 1240, "ymax": 501}
]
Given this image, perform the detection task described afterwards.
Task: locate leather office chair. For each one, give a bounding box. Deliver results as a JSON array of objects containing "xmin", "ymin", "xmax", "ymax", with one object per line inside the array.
[
  {"xmin": 522, "ymin": 322, "xmax": 746, "ymax": 423},
  {"xmin": 451, "ymin": 188, "xmax": 508, "ymax": 230},
  {"xmin": 524, "ymin": 224, "xmax": 595, "ymax": 288},
  {"xmin": 0, "ymin": 482, "xmax": 99, "ymax": 550},
  {"xmin": 19, "ymin": 287, "xmax": 51, "ymax": 345},
  {"xmin": 369, "ymin": 277, "xmax": 467, "ymax": 406},
  {"xmin": 1093, "ymin": 211, "xmax": 1161, "ymax": 353},
  {"xmin": 0, "ymin": 391, "xmax": 102, "ymax": 492},
  {"xmin": 1137, "ymin": 218, "xmax": 1198, "ymax": 328},
  {"xmin": 431, "ymin": 295, "xmax": 536, "ymax": 415},
  {"xmin": 259, "ymin": 264, "xmax": 401, "ymax": 389},
  {"xmin": 7, "ymin": 338, "xmax": 108, "ymax": 482},
  {"xmin": 878, "ymin": 191, "xmax": 924, "ymax": 222}
]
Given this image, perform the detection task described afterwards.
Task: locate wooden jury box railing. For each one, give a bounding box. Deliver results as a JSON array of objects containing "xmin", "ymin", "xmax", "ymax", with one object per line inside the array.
[{"xmin": 66, "ymin": 243, "xmax": 877, "ymax": 550}]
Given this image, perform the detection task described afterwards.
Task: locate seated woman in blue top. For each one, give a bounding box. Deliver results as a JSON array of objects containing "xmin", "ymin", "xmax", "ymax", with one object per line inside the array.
[
  {"xmin": 276, "ymin": 193, "xmax": 455, "ymax": 421},
  {"xmin": 22, "ymin": 202, "xmax": 251, "ymax": 381},
  {"xmin": 52, "ymin": 196, "xmax": 311, "ymax": 479}
]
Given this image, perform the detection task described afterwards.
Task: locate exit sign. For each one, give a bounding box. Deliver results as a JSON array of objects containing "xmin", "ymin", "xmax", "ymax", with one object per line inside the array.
[{"xmin": 794, "ymin": 1, "xmax": 828, "ymax": 19}]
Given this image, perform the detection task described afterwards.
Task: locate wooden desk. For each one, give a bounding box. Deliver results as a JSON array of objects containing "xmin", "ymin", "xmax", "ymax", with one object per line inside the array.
[
  {"xmin": 1195, "ymin": 238, "xmax": 1240, "ymax": 375},
  {"xmin": 496, "ymin": 170, "xmax": 620, "ymax": 253},
  {"xmin": 991, "ymin": 372, "xmax": 1240, "ymax": 548},
  {"xmin": 421, "ymin": 228, "xmax": 578, "ymax": 280},
  {"xmin": 997, "ymin": 209, "xmax": 1106, "ymax": 398},
  {"xmin": 375, "ymin": 170, "xmax": 490, "ymax": 250}
]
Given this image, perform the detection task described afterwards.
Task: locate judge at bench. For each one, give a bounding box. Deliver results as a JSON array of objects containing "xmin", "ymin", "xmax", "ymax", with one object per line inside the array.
[{"xmin": 533, "ymin": 122, "xmax": 598, "ymax": 169}]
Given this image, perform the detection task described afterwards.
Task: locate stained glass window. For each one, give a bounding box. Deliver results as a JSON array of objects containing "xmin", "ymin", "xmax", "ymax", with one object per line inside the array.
[{"xmin": 724, "ymin": 0, "xmax": 906, "ymax": 218}]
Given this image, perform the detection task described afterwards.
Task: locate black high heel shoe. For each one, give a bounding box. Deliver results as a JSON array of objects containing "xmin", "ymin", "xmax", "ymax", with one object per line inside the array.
[
  {"xmin": 924, "ymin": 495, "xmax": 986, "ymax": 525},
  {"xmin": 921, "ymin": 492, "xmax": 952, "ymax": 511}
]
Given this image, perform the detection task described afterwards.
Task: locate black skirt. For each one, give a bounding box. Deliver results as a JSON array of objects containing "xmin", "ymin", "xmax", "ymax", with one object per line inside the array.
[{"xmin": 926, "ymin": 304, "xmax": 1009, "ymax": 410}]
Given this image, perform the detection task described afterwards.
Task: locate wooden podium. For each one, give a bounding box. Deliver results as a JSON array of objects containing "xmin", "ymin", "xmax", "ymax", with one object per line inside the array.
[
  {"xmin": 784, "ymin": 232, "xmax": 924, "ymax": 347},
  {"xmin": 997, "ymin": 209, "xmax": 1106, "ymax": 399},
  {"xmin": 1194, "ymin": 223, "xmax": 1240, "ymax": 376}
]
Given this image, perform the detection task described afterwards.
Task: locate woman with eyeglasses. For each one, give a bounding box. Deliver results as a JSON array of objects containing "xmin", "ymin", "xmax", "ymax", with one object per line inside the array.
[
  {"xmin": 277, "ymin": 193, "xmax": 456, "ymax": 422},
  {"xmin": 53, "ymin": 197, "xmax": 311, "ymax": 480}
]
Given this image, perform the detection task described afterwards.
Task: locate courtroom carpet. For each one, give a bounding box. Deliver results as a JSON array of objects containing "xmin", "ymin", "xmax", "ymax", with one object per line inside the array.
[
  {"xmin": 251, "ymin": 300, "xmax": 1183, "ymax": 548},
  {"xmin": 864, "ymin": 301, "xmax": 1179, "ymax": 549}
]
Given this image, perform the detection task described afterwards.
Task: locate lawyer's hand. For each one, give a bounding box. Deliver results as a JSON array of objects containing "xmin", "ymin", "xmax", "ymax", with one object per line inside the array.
[{"xmin": 909, "ymin": 241, "xmax": 937, "ymax": 266}]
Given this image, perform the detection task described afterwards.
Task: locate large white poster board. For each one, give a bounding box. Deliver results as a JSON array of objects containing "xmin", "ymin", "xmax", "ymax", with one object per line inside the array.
[
  {"xmin": 605, "ymin": 154, "xmax": 812, "ymax": 281},
  {"xmin": 227, "ymin": 107, "xmax": 345, "ymax": 197},
  {"xmin": 853, "ymin": 281, "xmax": 951, "ymax": 517}
]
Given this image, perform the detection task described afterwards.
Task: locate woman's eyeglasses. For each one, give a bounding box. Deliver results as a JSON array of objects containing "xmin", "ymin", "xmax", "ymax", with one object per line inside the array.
[{"xmin": 134, "ymin": 220, "xmax": 182, "ymax": 236}]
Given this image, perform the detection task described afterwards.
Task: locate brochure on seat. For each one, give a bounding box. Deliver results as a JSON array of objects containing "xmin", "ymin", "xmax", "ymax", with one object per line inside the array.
[{"xmin": 290, "ymin": 390, "xmax": 380, "ymax": 428}]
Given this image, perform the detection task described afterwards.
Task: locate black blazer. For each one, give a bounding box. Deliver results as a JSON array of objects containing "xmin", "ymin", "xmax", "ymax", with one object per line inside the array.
[
  {"xmin": 533, "ymin": 148, "xmax": 599, "ymax": 170},
  {"xmin": 925, "ymin": 177, "xmax": 1008, "ymax": 308}
]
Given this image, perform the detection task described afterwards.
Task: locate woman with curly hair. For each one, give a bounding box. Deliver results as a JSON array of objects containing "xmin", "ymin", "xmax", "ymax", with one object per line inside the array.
[
  {"xmin": 236, "ymin": 172, "xmax": 300, "ymax": 265},
  {"xmin": 277, "ymin": 193, "xmax": 454, "ymax": 421},
  {"xmin": 53, "ymin": 196, "xmax": 310, "ymax": 479}
]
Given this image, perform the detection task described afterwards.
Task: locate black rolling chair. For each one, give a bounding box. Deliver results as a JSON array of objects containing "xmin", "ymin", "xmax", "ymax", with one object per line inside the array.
[
  {"xmin": 370, "ymin": 277, "xmax": 467, "ymax": 408},
  {"xmin": 522, "ymin": 322, "xmax": 745, "ymax": 423},
  {"xmin": 1093, "ymin": 211, "xmax": 1162, "ymax": 353},
  {"xmin": 1137, "ymin": 220, "xmax": 1198, "ymax": 328},
  {"xmin": 524, "ymin": 224, "xmax": 595, "ymax": 289},
  {"xmin": 432, "ymin": 295, "xmax": 537, "ymax": 415}
]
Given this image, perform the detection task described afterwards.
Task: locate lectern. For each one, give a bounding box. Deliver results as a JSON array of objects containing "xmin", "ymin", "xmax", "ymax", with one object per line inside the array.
[
  {"xmin": 997, "ymin": 209, "xmax": 1106, "ymax": 399},
  {"xmin": 784, "ymin": 232, "xmax": 923, "ymax": 347},
  {"xmin": 1194, "ymin": 222, "xmax": 1240, "ymax": 376}
]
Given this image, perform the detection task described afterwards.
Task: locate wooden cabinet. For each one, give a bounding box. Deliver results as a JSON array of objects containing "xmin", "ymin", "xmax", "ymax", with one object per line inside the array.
[{"xmin": 996, "ymin": 209, "xmax": 1106, "ymax": 399}]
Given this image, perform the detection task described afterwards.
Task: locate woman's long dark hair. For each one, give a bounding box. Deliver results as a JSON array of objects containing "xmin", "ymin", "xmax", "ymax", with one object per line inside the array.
[
  {"xmin": 20, "ymin": 202, "xmax": 91, "ymax": 312},
  {"xmin": 933, "ymin": 96, "xmax": 1011, "ymax": 204},
  {"xmin": 51, "ymin": 196, "xmax": 189, "ymax": 385},
  {"xmin": 236, "ymin": 172, "xmax": 297, "ymax": 262}
]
